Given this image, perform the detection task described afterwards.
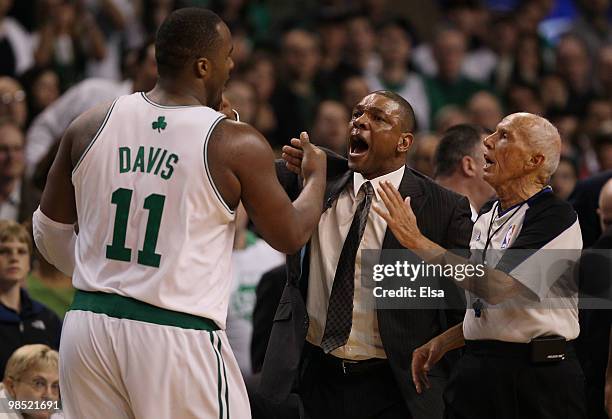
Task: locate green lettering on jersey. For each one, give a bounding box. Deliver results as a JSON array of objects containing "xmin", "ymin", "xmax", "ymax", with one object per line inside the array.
[
  {"xmin": 160, "ymin": 154, "xmax": 179, "ymax": 180},
  {"xmin": 154, "ymin": 149, "xmax": 168, "ymax": 175},
  {"xmin": 147, "ymin": 147, "xmax": 162, "ymax": 173},
  {"xmin": 119, "ymin": 147, "xmax": 131, "ymax": 173},
  {"xmin": 132, "ymin": 146, "xmax": 145, "ymax": 173}
]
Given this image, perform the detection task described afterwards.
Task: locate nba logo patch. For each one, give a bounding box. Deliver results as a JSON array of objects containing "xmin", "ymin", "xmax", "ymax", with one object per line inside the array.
[{"xmin": 501, "ymin": 225, "xmax": 516, "ymax": 249}]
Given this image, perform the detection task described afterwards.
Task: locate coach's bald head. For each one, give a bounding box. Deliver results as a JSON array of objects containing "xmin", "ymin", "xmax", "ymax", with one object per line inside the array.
[{"xmin": 483, "ymin": 112, "xmax": 561, "ymax": 209}]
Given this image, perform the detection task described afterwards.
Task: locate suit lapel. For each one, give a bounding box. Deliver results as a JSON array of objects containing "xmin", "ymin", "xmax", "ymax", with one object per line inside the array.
[{"xmin": 382, "ymin": 166, "xmax": 427, "ymax": 249}]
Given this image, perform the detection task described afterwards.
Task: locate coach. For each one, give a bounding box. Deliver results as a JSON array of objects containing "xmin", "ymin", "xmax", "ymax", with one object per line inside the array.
[
  {"xmin": 257, "ymin": 90, "xmax": 473, "ymax": 419},
  {"xmin": 375, "ymin": 112, "xmax": 586, "ymax": 418}
]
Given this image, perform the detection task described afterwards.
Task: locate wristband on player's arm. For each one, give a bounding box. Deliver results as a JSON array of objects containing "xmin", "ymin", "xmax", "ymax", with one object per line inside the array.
[{"xmin": 32, "ymin": 206, "xmax": 77, "ymax": 276}]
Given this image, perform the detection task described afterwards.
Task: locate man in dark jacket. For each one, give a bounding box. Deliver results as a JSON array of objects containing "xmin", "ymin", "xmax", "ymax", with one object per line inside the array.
[{"xmin": 258, "ymin": 91, "xmax": 472, "ymax": 419}]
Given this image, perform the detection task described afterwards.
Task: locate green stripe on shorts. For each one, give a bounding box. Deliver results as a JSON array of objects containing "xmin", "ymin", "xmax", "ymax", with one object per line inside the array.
[{"xmin": 70, "ymin": 290, "xmax": 219, "ymax": 331}]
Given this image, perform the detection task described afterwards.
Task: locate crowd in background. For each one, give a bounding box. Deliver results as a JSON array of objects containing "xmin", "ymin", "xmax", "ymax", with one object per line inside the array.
[{"xmin": 0, "ymin": 0, "xmax": 612, "ymax": 416}]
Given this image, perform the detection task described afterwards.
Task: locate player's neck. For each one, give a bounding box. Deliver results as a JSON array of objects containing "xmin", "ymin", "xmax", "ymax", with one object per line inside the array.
[{"xmin": 148, "ymin": 82, "xmax": 205, "ymax": 107}]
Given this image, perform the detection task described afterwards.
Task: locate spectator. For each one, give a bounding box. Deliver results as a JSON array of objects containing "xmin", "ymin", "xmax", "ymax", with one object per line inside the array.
[
  {"xmin": 242, "ymin": 52, "xmax": 277, "ymax": 136},
  {"xmin": 467, "ymin": 90, "xmax": 503, "ymax": 132},
  {"xmin": 409, "ymin": 132, "xmax": 440, "ymax": 178},
  {"xmin": 568, "ymin": 0, "xmax": 612, "ymax": 64},
  {"xmin": 0, "ymin": 220, "xmax": 61, "ymax": 376},
  {"xmin": 0, "ymin": 77, "xmax": 27, "ymax": 129},
  {"xmin": 594, "ymin": 127, "xmax": 612, "ymax": 172},
  {"xmin": 0, "ymin": 121, "xmax": 37, "ymax": 223},
  {"xmin": 311, "ymin": 100, "xmax": 349, "ymax": 156},
  {"xmin": 434, "ymin": 124, "xmax": 495, "ymax": 220},
  {"xmin": 32, "ymin": 0, "xmax": 107, "ymax": 90},
  {"xmin": 226, "ymin": 205, "xmax": 284, "ymax": 383},
  {"xmin": 506, "ymin": 81, "xmax": 544, "ymax": 115},
  {"xmin": 224, "ymin": 79, "xmax": 258, "ymax": 125},
  {"xmin": 367, "ymin": 19, "xmax": 429, "ymax": 131},
  {"xmin": 0, "ymin": 0, "xmax": 33, "ymax": 77},
  {"xmin": 19, "ymin": 67, "xmax": 60, "ymax": 128},
  {"xmin": 25, "ymin": 41, "xmax": 157, "ymax": 176},
  {"xmin": 425, "ymin": 26, "xmax": 487, "ymax": 126},
  {"xmin": 488, "ymin": 13, "xmax": 518, "ymax": 93},
  {"xmin": 271, "ymin": 28, "xmax": 322, "ymax": 147},
  {"xmin": 540, "ymin": 73, "xmax": 569, "ymax": 112},
  {"xmin": 551, "ymin": 156, "xmax": 579, "ymax": 201},
  {"xmin": 556, "ymin": 34, "xmax": 596, "ymax": 116},
  {"xmin": 341, "ymin": 75, "xmax": 369, "ymax": 111},
  {"xmin": 510, "ymin": 34, "xmax": 544, "ymax": 87},
  {"xmin": 434, "ymin": 104, "xmax": 470, "ymax": 134},
  {"xmin": 595, "ymin": 45, "xmax": 612, "ymax": 99},
  {"xmin": 342, "ymin": 13, "xmax": 380, "ymax": 78},
  {"xmin": 0, "ymin": 344, "xmax": 62, "ymax": 419}
]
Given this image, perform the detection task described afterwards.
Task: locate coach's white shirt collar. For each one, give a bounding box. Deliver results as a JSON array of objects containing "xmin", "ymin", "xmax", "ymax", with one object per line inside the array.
[{"xmin": 353, "ymin": 166, "xmax": 405, "ymax": 200}]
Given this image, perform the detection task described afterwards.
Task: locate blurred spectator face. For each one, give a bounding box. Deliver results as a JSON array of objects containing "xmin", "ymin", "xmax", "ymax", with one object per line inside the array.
[
  {"xmin": 491, "ymin": 16, "xmax": 518, "ymax": 55},
  {"xmin": 516, "ymin": 2, "xmax": 545, "ymax": 35},
  {"xmin": 3, "ymin": 345, "xmax": 59, "ymax": 419},
  {"xmin": 31, "ymin": 70, "xmax": 60, "ymax": 112},
  {"xmin": 318, "ymin": 21, "xmax": 347, "ymax": 54},
  {"xmin": 136, "ymin": 44, "xmax": 158, "ymax": 92},
  {"xmin": 0, "ymin": 237, "xmax": 30, "ymax": 284},
  {"xmin": 231, "ymin": 28, "xmax": 253, "ymax": 70},
  {"xmin": 411, "ymin": 134, "xmax": 440, "ymax": 177},
  {"xmin": 551, "ymin": 159, "xmax": 577, "ymax": 201},
  {"xmin": 516, "ymin": 35, "xmax": 541, "ymax": 77},
  {"xmin": 313, "ymin": 100, "xmax": 349, "ymax": 156},
  {"xmin": 556, "ymin": 36, "xmax": 590, "ymax": 88},
  {"xmin": 551, "ymin": 115, "xmax": 579, "ymax": 156},
  {"xmin": 540, "ymin": 75, "xmax": 568, "ymax": 110},
  {"xmin": 507, "ymin": 84, "xmax": 543, "ymax": 115},
  {"xmin": 0, "ymin": 0, "xmax": 12, "ymax": 18},
  {"xmin": 579, "ymin": 0, "xmax": 610, "ymax": 16},
  {"xmin": 597, "ymin": 132, "xmax": 612, "ymax": 171},
  {"xmin": 346, "ymin": 16, "xmax": 375, "ymax": 56},
  {"xmin": 342, "ymin": 76, "xmax": 370, "ymax": 111},
  {"xmin": 282, "ymin": 30, "xmax": 320, "ymax": 82},
  {"xmin": 0, "ymin": 123, "xmax": 25, "ymax": 180},
  {"xmin": 597, "ymin": 46, "xmax": 612, "ymax": 94},
  {"xmin": 433, "ymin": 29, "xmax": 466, "ymax": 81},
  {"xmin": 468, "ymin": 91, "xmax": 503, "ymax": 132},
  {"xmin": 224, "ymin": 80, "xmax": 257, "ymax": 125},
  {"xmin": 584, "ymin": 99, "xmax": 612, "ymax": 137},
  {"xmin": 378, "ymin": 24, "xmax": 411, "ymax": 67},
  {"xmin": 0, "ymin": 78, "xmax": 27, "ymax": 129},
  {"xmin": 435, "ymin": 105, "xmax": 470, "ymax": 134},
  {"xmin": 244, "ymin": 55, "xmax": 276, "ymax": 101}
]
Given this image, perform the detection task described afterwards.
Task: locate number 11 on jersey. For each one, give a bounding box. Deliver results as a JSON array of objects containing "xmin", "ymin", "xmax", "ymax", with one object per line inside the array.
[{"xmin": 106, "ymin": 188, "xmax": 166, "ymax": 268}]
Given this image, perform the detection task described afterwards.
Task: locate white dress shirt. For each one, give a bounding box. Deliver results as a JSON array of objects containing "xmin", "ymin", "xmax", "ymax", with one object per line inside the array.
[{"xmin": 306, "ymin": 166, "xmax": 405, "ymax": 360}]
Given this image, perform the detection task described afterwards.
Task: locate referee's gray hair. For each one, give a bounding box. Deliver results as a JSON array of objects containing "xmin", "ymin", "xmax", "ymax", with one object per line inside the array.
[{"xmin": 512, "ymin": 113, "xmax": 561, "ymax": 178}]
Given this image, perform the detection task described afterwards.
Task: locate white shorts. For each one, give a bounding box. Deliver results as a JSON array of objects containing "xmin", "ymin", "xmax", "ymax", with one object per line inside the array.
[{"xmin": 59, "ymin": 310, "xmax": 250, "ymax": 419}]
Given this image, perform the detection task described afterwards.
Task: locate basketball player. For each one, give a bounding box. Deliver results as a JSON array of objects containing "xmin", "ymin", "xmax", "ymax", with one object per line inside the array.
[{"xmin": 32, "ymin": 8, "xmax": 326, "ymax": 419}]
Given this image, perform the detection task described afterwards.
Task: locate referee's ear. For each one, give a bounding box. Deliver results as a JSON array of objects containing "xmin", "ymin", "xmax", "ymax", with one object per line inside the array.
[
  {"xmin": 398, "ymin": 132, "xmax": 414, "ymax": 153},
  {"xmin": 527, "ymin": 153, "xmax": 545, "ymax": 171}
]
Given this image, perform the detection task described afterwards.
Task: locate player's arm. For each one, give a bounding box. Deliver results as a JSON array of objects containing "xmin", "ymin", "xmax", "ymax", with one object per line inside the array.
[
  {"xmin": 208, "ymin": 120, "xmax": 326, "ymax": 254},
  {"xmin": 33, "ymin": 102, "xmax": 112, "ymax": 275}
]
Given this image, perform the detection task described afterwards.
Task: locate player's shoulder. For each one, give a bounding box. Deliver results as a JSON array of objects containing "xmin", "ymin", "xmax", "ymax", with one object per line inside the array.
[
  {"xmin": 211, "ymin": 119, "xmax": 271, "ymax": 153},
  {"xmin": 66, "ymin": 99, "xmax": 117, "ymax": 167}
]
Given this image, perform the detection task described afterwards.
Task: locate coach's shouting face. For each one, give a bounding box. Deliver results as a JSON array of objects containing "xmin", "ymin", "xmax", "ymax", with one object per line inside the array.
[{"xmin": 347, "ymin": 92, "xmax": 414, "ymax": 179}]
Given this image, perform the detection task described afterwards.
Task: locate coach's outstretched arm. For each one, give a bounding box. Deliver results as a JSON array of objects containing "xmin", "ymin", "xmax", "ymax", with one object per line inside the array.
[{"xmin": 208, "ymin": 120, "xmax": 326, "ymax": 255}]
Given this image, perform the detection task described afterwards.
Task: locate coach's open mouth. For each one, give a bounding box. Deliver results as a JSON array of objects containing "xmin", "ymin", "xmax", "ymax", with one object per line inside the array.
[{"xmin": 349, "ymin": 133, "xmax": 370, "ymax": 159}]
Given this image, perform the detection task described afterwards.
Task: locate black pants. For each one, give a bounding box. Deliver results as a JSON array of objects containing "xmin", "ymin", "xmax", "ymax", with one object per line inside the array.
[
  {"xmin": 444, "ymin": 340, "xmax": 587, "ymax": 419},
  {"xmin": 299, "ymin": 344, "xmax": 411, "ymax": 419}
]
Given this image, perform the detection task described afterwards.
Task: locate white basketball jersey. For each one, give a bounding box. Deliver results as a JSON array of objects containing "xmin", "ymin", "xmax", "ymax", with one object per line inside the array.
[{"xmin": 71, "ymin": 92, "xmax": 235, "ymax": 328}]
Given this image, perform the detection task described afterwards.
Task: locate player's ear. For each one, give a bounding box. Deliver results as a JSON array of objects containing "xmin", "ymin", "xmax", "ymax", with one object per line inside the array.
[
  {"xmin": 194, "ymin": 57, "xmax": 211, "ymax": 79},
  {"xmin": 3, "ymin": 377, "xmax": 16, "ymax": 398}
]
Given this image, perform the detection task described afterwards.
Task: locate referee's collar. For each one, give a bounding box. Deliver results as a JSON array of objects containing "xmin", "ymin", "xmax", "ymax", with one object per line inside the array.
[{"xmin": 496, "ymin": 185, "xmax": 553, "ymax": 216}]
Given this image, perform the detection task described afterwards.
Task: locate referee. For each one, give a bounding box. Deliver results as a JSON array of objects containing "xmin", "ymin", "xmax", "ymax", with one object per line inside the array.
[{"xmin": 374, "ymin": 112, "xmax": 586, "ymax": 419}]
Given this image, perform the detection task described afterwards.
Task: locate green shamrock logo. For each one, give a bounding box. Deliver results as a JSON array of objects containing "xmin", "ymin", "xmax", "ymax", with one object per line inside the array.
[{"xmin": 152, "ymin": 116, "xmax": 167, "ymax": 132}]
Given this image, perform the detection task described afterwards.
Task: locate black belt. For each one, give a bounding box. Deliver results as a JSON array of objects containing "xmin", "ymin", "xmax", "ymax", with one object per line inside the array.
[
  {"xmin": 465, "ymin": 339, "xmax": 576, "ymax": 360},
  {"xmin": 305, "ymin": 342, "xmax": 388, "ymax": 376}
]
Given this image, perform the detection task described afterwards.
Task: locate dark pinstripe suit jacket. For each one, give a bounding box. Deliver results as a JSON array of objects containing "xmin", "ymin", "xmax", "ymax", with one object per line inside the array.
[{"xmin": 258, "ymin": 151, "xmax": 473, "ymax": 419}]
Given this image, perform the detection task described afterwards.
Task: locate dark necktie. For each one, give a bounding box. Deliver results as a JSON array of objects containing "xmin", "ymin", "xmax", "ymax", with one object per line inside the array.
[{"xmin": 320, "ymin": 181, "xmax": 374, "ymax": 353}]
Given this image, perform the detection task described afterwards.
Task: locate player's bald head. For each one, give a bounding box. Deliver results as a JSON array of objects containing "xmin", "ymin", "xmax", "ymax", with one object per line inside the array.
[{"xmin": 155, "ymin": 8, "xmax": 224, "ymax": 78}]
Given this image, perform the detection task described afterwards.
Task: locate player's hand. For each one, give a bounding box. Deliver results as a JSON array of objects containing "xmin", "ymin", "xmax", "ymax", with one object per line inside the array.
[
  {"xmin": 282, "ymin": 135, "xmax": 305, "ymax": 175},
  {"xmin": 411, "ymin": 337, "xmax": 444, "ymax": 394},
  {"xmin": 373, "ymin": 181, "xmax": 424, "ymax": 248}
]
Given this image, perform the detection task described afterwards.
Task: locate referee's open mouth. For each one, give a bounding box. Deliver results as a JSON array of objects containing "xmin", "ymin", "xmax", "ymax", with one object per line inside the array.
[
  {"xmin": 349, "ymin": 132, "xmax": 370, "ymax": 160},
  {"xmin": 484, "ymin": 154, "xmax": 496, "ymax": 171}
]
